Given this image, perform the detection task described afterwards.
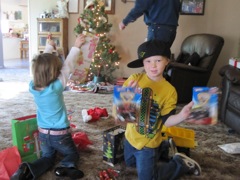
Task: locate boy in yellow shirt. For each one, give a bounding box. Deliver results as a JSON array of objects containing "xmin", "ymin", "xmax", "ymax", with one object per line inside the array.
[{"xmin": 122, "ymin": 40, "xmax": 201, "ymax": 180}]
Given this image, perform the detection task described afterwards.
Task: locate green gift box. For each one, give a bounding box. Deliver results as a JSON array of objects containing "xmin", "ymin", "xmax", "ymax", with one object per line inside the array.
[
  {"xmin": 103, "ymin": 126, "xmax": 125, "ymax": 167},
  {"xmin": 11, "ymin": 114, "xmax": 41, "ymax": 162}
]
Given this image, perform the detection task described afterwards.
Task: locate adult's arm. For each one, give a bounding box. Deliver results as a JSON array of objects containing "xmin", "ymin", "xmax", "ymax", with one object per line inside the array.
[{"xmin": 122, "ymin": 0, "xmax": 154, "ymax": 26}]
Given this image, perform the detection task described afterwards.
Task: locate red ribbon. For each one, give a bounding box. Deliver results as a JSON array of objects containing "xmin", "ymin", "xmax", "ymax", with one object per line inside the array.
[{"xmin": 234, "ymin": 60, "xmax": 237, "ymax": 67}]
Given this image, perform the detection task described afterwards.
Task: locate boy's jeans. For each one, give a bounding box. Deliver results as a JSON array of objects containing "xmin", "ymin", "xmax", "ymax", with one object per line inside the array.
[
  {"xmin": 124, "ymin": 139, "xmax": 157, "ymax": 180},
  {"xmin": 124, "ymin": 139, "xmax": 189, "ymax": 180}
]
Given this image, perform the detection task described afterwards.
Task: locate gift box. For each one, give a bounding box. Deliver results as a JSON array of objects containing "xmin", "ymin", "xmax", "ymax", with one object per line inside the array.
[
  {"xmin": 103, "ymin": 126, "xmax": 125, "ymax": 167},
  {"xmin": 229, "ymin": 58, "xmax": 240, "ymax": 68},
  {"xmin": 11, "ymin": 114, "xmax": 41, "ymax": 162}
]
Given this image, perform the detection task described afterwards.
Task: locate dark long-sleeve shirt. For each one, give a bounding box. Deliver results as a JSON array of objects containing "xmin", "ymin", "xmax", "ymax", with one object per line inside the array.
[{"xmin": 122, "ymin": 0, "xmax": 181, "ymax": 27}]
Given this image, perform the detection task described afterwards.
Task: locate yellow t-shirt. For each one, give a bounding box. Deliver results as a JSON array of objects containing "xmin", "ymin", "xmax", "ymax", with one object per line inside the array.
[{"xmin": 123, "ymin": 73, "xmax": 177, "ymax": 150}]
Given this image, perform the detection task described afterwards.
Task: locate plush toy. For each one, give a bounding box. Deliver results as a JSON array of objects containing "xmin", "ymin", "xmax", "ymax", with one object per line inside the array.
[{"xmin": 82, "ymin": 107, "xmax": 108, "ymax": 122}]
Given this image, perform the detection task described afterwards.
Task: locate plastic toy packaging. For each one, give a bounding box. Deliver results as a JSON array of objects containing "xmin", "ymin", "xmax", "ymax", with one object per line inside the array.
[
  {"xmin": 112, "ymin": 86, "xmax": 142, "ymax": 123},
  {"xmin": 186, "ymin": 87, "xmax": 219, "ymax": 125}
]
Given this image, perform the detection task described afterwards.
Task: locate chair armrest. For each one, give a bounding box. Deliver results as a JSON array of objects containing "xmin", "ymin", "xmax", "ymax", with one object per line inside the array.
[
  {"xmin": 219, "ymin": 65, "xmax": 240, "ymax": 85},
  {"xmin": 167, "ymin": 62, "xmax": 208, "ymax": 73}
]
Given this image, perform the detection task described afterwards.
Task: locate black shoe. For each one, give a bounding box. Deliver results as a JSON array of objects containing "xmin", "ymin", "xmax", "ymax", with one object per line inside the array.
[
  {"xmin": 10, "ymin": 163, "xmax": 33, "ymax": 180},
  {"xmin": 175, "ymin": 153, "xmax": 201, "ymax": 176},
  {"xmin": 55, "ymin": 167, "xmax": 84, "ymax": 179}
]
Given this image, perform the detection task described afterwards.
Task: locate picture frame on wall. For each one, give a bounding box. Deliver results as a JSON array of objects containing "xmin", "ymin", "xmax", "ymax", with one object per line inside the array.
[
  {"xmin": 84, "ymin": 0, "xmax": 115, "ymax": 14},
  {"xmin": 68, "ymin": 0, "xmax": 79, "ymax": 14},
  {"xmin": 180, "ymin": 0, "xmax": 205, "ymax": 15}
]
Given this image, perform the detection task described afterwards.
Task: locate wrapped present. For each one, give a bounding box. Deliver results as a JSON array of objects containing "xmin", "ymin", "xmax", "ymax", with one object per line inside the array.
[
  {"xmin": 229, "ymin": 58, "xmax": 240, "ymax": 68},
  {"xmin": 103, "ymin": 126, "xmax": 125, "ymax": 167},
  {"xmin": 11, "ymin": 114, "xmax": 41, "ymax": 162}
]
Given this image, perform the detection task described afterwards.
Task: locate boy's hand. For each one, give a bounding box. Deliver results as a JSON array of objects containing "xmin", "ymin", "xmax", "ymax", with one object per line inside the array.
[
  {"xmin": 74, "ymin": 34, "xmax": 86, "ymax": 48},
  {"xmin": 179, "ymin": 101, "xmax": 194, "ymax": 120},
  {"xmin": 128, "ymin": 80, "xmax": 138, "ymax": 88}
]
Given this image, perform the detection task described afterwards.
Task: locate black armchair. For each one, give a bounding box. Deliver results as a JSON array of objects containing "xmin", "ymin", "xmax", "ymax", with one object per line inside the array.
[
  {"xmin": 219, "ymin": 65, "xmax": 240, "ymax": 134},
  {"xmin": 166, "ymin": 34, "xmax": 224, "ymax": 103}
]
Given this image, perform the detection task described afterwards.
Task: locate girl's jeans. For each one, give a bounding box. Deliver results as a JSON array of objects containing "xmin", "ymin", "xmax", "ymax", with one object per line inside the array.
[
  {"xmin": 23, "ymin": 132, "xmax": 79, "ymax": 179},
  {"xmin": 124, "ymin": 139, "xmax": 189, "ymax": 180}
]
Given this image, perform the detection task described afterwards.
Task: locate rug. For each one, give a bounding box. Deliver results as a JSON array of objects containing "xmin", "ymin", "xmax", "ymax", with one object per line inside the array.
[{"xmin": 0, "ymin": 68, "xmax": 240, "ymax": 180}]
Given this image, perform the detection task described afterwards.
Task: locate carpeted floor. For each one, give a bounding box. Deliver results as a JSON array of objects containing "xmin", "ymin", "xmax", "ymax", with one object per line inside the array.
[{"xmin": 0, "ymin": 67, "xmax": 240, "ymax": 180}]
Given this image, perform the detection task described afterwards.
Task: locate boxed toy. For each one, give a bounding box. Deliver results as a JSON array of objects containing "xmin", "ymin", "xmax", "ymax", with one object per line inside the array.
[
  {"xmin": 229, "ymin": 57, "xmax": 240, "ymax": 69},
  {"xmin": 103, "ymin": 126, "xmax": 125, "ymax": 167},
  {"xmin": 112, "ymin": 86, "xmax": 162, "ymax": 137},
  {"xmin": 11, "ymin": 114, "xmax": 41, "ymax": 162},
  {"xmin": 186, "ymin": 87, "xmax": 218, "ymax": 125},
  {"xmin": 112, "ymin": 86, "xmax": 142, "ymax": 123}
]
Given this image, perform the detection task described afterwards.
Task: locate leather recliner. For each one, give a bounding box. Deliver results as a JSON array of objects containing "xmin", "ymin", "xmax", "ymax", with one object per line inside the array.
[
  {"xmin": 166, "ymin": 34, "xmax": 224, "ymax": 103},
  {"xmin": 219, "ymin": 65, "xmax": 240, "ymax": 134}
]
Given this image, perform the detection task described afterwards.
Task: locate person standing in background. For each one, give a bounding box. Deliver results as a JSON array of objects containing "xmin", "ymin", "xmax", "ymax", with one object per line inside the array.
[{"xmin": 119, "ymin": 0, "xmax": 181, "ymax": 47}]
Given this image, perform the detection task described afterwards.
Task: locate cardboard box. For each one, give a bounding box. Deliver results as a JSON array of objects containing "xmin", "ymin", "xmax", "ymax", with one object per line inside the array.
[
  {"xmin": 186, "ymin": 87, "xmax": 218, "ymax": 125},
  {"xmin": 229, "ymin": 58, "xmax": 240, "ymax": 68},
  {"xmin": 103, "ymin": 126, "xmax": 125, "ymax": 167},
  {"xmin": 11, "ymin": 114, "xmax": 41, "ymax": 162}
]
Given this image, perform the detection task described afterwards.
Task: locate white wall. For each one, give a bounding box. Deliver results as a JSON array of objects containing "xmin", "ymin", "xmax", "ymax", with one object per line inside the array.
[{"xmin": 28, "ymin": 0, "xmax": 240, "ymax": 87}]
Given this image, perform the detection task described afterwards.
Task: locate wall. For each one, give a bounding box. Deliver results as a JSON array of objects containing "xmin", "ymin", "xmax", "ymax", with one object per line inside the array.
[{"xmin": 29, "ymin": 0, "xmax": 240, "ymax": 87}]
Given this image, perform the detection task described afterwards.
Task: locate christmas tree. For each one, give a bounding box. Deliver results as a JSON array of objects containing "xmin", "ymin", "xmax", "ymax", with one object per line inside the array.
[{"xmin": 74, "ymin": 0, "xmax": 121, "ymax": 83}]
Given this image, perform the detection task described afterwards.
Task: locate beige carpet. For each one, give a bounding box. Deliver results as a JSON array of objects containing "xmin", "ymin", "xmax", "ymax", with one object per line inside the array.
[{"xmin": 0, "ymin": 68, "xmax": 240, "ymax": 180}]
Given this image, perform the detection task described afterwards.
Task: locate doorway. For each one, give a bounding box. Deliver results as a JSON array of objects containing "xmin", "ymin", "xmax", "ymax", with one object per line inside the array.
[{"xmin": 0, "ymin": 0, "xmax": 29, "ymax": 69}]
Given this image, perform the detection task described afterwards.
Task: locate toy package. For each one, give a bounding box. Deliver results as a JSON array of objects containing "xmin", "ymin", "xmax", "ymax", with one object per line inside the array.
[
  {"xmin": 113, "ymin": 86, "xmax": 163, "ymax": 138},
  {"xmin": 112, "ymin": 86, "xmax": 142, "ymax": 123},
  {"xmin": 186, "ymin": 87, "xmax": 218, "ymax": 125}
]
